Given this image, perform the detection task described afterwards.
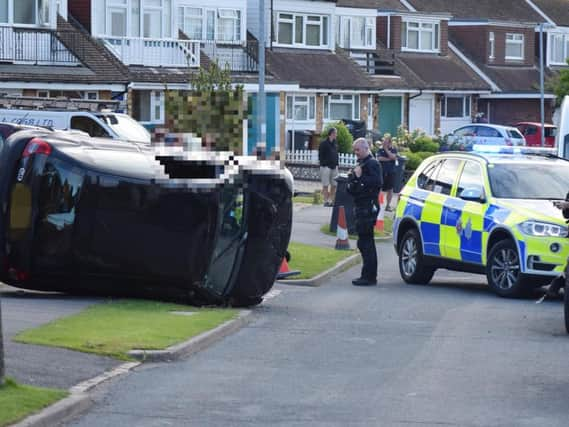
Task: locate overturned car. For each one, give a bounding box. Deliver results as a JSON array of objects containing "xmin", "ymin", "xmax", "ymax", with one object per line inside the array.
[{"xmin": 0, "ymin": 124, "xmax": 292, "ymax": 306}]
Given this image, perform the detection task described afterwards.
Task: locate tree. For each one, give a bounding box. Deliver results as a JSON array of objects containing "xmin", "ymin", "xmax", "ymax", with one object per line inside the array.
[
  {"xmin": 165, "ymin": 61, "xmax": 246, "ymax": 152},
  {"xmin": 547, "ymin": 59, "xmax": 569, "ymax": 106}
]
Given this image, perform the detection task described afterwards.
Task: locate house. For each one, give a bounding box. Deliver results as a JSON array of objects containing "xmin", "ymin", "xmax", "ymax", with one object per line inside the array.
[
  {"xmin": 0, "ymin": 0, "xmax": 128, "ymax": 109},
  {"xmin": 405, "ymin": 0, "xmax": 561, "ymax": 125},
  {"xmin": 247, "ymin": 0, "xmax": 378, "ymax": 151}
]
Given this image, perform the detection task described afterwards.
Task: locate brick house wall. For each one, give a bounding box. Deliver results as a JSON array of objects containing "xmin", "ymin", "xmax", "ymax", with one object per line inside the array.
[
  {"xmin": 440, "ymin": 20, "xmax": 449, "ymax": 56},
  {"xmin": 376, "ymin": 16, "xmax": 402, "ymax": 50},
  {"xmin": 450, "ymin": 25, "xmax": 535, "ymax": 66},
  {"xmin": 478, "ymin": 98, "xmax": 554, "ymax": 125},
  {"xmin": 69, "ymin": 0, "xmax": 92, "ymax": 32}
]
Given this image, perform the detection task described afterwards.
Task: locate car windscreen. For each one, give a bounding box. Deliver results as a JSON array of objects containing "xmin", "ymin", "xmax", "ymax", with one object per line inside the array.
[
  {"xmin": 488, "ymin": 162, "xmax": 569, "ymax": 199},
  {"xmin": 96, "ymin": 114, "xmax": 151, "ymax": 143}
]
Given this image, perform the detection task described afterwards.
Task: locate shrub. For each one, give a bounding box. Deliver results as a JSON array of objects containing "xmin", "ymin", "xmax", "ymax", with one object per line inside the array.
[
  {"xmin": 408, "ymin": 135, "xmax": 439, "ymax": 153},
  {"xmin": 404, "ymin": 151, "xmax": 436, "ymax": 171},
  {"xmin": 321, "ymin": 121, "xmax": 353, "ymax": 154}
]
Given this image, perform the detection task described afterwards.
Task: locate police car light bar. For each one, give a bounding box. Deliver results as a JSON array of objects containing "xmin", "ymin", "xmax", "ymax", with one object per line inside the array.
[{"xmin": 471, "ymin": 144, "xmax": 557, "ymax": 156}]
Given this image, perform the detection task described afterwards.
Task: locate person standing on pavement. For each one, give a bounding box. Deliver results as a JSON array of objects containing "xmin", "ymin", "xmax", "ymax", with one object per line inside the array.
[
  {"xmin": 376, "ymin": 135, "xmax": 398, "ymax": 211},
  {"xmin": 318, "ymin": 127, "xmax": 339, "ymax": 207},
  {"xmin": 347, "ymin": 138, "xmax": 383, "ymax": 286}
]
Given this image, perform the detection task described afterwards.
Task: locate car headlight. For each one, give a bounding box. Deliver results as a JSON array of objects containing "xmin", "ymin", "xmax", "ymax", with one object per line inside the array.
[{"xmin": 518, "ymin": 220, "xmax": 568, "ymax": 237}]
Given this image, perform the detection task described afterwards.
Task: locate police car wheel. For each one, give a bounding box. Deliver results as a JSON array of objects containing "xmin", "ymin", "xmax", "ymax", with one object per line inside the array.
[
  {"xmin": 399, "ymin": 229, "xmax": 435, "ymax": 285},
  {"xmin": 486, "ymin": 240, "xmax": 527, "ymax": 297}
]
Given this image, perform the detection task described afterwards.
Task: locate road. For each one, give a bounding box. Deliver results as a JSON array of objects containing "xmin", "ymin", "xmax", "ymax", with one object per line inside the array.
[{"xmin": 65, "ymin": 241, "xmax": 568, "ymax": 427}]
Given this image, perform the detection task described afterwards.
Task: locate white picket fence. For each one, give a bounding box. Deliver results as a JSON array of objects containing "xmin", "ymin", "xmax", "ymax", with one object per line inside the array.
[{"xmin": 285, "ymin": 150, "xmax": 358, "ymax": 167}]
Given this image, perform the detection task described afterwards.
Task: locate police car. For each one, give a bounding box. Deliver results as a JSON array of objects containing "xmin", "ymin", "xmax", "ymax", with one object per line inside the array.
[{"xmin": 393, "ymin": 146, "xmax": 569, "ymax": 297}]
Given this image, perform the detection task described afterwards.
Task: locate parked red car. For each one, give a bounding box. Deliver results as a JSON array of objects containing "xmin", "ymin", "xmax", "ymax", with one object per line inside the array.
[{"xmin": 514, "ymin": 122, "xmax": 557, "ymax": 147}]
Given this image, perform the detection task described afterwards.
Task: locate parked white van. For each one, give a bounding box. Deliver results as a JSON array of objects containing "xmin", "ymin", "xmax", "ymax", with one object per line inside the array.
[
  {"xmin": 0, "ymin": 109, "xmax": 151, "ymax": 143},
  {"xmin": 558, "ymin": 96, "xmax": 569, "ymax": 159}
]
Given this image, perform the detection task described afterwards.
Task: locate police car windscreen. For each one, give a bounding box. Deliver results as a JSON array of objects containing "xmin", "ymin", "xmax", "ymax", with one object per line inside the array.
[{"xmin": 489, "ymin": 163, "xmax": 569, "ymax": 199}]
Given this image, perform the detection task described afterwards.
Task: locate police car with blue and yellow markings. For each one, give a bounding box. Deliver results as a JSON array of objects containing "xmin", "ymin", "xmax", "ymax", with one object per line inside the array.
[{"xmin": 393, "ymin": 146, "xmax": 569, "ymax": 297}]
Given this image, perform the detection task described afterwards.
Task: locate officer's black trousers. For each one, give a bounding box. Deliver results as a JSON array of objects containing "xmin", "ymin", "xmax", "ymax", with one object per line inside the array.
[{"xmin": 357, "ymin": 229, "xmax": 377, "ymax": 281}]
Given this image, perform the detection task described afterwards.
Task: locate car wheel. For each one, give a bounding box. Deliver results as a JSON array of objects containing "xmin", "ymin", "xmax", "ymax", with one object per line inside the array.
[
  {"xmin": 486, "ymin": 239, "xmax": 527, "ymax": 297},
  {"xmin": 398, "ymin": 229, "xmax": 435, "ymax": 285}
]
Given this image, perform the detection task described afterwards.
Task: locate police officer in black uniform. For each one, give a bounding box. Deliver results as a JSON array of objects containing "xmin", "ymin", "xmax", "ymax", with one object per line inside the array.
[{"xmin": 347, "ymin": 138, "xmax": 383, "ymax": 286}]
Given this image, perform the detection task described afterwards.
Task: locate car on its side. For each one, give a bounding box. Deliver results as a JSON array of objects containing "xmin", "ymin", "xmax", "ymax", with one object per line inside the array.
[
  {"xmin": 514, "ymin": 122, "xmax": 556, "ymax": 147},
  {"xmin": 448, "ymin": 124, "xmax": 525, "ymax": 147},
  {"xmin": 393, "ymin": 146, "xmax": 569, "ymax": 297},
  {"xmin": 0, "ymin": 124, "xmax": 293, "ymax": 306}
]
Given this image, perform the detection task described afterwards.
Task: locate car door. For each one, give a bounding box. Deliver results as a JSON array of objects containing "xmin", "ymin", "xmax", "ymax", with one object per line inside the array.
[
  {"xmin": 432, "ymin": 158, "xmax": 463, "ymax": 260},
  {"xmin": 445, "ymin": 160, "xmax": 486, "ymax": 264},
  {"xmin": 475, "ymin": 126, "xmax": 503, "ymax": 145},
  {"xmin": 452, "ymin": 125, "xmax": 476, "ymax": 146}
]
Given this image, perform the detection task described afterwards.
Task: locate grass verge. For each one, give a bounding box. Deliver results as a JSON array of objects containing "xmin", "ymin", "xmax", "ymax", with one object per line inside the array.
[
  {"xmin": 293, "ymin": 196, "xmax": 316, "ymax": 204},
  {"xmin": 287, "ymin": 241, "xmax": 356, "ymax": 280},
  {"xmin": 0, "ymin": 378, "xmax": 68, "ymax": 427},
  {"xmin": 320, "ymin": 216, "xmax": 393, "ymax": 239},
  {"xmin": 14, "ymin": 300, "xmax": 238, "ymax": 360}
]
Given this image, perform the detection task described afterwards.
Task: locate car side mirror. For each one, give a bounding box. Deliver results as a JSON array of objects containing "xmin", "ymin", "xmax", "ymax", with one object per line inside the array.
[{"xmin": 460, "ymin": 187, "xmax": 485, "ymax": 203}]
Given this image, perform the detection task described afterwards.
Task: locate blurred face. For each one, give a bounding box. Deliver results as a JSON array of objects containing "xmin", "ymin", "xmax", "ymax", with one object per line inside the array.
[
  {"xmin": 329, "ymin": 130, "xmax": 337, "ymax": 141},
  {"xmin": 384, "ymin": 138, "xmax": 392, "ymax": 147},
  {"xmin": 353, "ymin": 142, "xmax": 368, "ymax": 160}
]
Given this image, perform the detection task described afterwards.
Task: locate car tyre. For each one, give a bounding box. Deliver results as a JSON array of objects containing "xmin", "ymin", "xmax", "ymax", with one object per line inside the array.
[
  {"xmin": 486, "ymin": 239, "xmax": 528, "ymax": 297},
  {"xmin": 398, "ymin": 229, "xmax": 435, "ymax": 285}
]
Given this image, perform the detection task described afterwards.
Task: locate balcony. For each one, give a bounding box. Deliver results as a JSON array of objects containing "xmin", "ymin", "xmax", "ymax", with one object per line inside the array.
[
  {"xmin": 101, "ymin": 36, "xmax": 200, "ymax": 67},
  {"xmin": 0, "ymin": 26, "xmax": 82, "ymax": 65},
  {"xmin": 347, "ymin": 47, "xmax": 396, "ymax": 76},
  {"xmin": 201, "ymin": 40, "xmax": 258, "ymax": 72}
]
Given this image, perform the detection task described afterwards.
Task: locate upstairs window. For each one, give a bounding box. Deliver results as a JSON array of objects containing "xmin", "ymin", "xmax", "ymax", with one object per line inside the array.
[
  {"xmin": 402, "ymin": 20, "xmax": 439, "ymax": 52},
  {"xmin": 505, "ymin": 33, "xmax": 524, "ymax": 61},
  {"xmin": 337, "ymin": 16, "xmax": 375, "ymax": 49},
  {"xmin": 276, "ymin": 12, "xmax": 329, "ymax": 48},
  {"xmin": 441, "ymin": 95, "xmax": 471, "ymax": 118},
  {"xmin": 178, "ymin": 7, "xmax": 202, "ymax": 40},
  {"xmin": 488, "ymin": 31, "xmax": 495, "ymax": 60},
  {"xmin": 550, "ymin": 33, "xmax": 569, "ymax": 65},
  {"xmin": 177, "ymin": 6, "xmax": 242, "ymax": 42},
  {"xmin": 217, "ymin": 9, "xmax": 240, "ymax": 42}
]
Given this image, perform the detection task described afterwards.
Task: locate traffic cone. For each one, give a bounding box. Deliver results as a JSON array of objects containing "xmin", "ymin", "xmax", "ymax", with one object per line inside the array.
[
  {"xmin": 276, "ymin": 257, "xmax": 301, "ymax": 280},
  {"xmin": 335, "ymin": 205, "xmax": 351, "ymax": 250},
  {"xmin": 375, "ymin": 193, "xmax": 385, "ymax": 232}
]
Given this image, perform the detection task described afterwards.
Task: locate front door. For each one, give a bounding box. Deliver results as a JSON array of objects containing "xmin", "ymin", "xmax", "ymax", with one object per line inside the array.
[{"xmin": 378, "ymin": 96, "xmax": 402, "ymax": 137}]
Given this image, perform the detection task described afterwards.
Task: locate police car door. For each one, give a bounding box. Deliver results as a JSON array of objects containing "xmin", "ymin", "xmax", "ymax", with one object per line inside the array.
[{"xmin": 445, "ymin": 160, "xmax": 486, "ymax": 264}]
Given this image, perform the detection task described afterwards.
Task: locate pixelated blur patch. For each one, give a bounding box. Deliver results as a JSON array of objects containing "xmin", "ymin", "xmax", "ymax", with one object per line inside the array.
[{"xmin": 165, "ymin": 89, "xmax": 247, "ymax": 153}]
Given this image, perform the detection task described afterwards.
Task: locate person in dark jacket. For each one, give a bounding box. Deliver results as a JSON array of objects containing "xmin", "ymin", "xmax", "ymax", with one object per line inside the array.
[
  {"xmin": 318, "ymin": 127, "xmax": 339, "ymax": 207},
  {"xmin": 347, "ymin": 138, "xmax": 383, "ymax": 286},
  {"xmin": 376, "ymin": 135, "xmax": 398, "ymax": 211}
]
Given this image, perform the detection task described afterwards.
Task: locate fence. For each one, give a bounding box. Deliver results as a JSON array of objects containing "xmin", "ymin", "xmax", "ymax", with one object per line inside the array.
[{"xmin": 285, "ymin": 150, "xmax": 357, "ymax": 167}]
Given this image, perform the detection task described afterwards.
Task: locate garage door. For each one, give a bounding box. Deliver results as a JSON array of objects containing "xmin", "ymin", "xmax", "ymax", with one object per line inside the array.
[{"xmin": 409, "ymin": 95, "xmax": 434, "ymax": 135}]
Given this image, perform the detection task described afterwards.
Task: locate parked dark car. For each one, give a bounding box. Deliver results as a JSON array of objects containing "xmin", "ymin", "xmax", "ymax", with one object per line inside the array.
[{"xmin": 0, "ymin": 125, "xmax": 293, "ymax": 306}]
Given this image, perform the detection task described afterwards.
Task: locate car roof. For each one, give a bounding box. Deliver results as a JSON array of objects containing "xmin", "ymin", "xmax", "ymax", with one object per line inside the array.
[
  {"xmin": 515, "ymin": 122, "xmax": 556, "ymax": 128},
  {"xmin": 430, "ymin": 150, "xmax": 568, "ymax": 166},
  {"xmin": 456, "ymin": 123, "xmax": 520, "ymax": 132}
]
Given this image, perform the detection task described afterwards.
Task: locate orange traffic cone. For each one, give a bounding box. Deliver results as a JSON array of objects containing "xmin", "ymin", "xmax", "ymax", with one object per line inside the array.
[
  {"xmin": 335, "ymin": 205, "xmax": 351, "ymax": 250},
  {"xmin": 276, "ymin": 257, "xmax": 301, "ymax": 280},
  {"xmin": 375, "ymin": 193, "xmax": 385, "ymax": 232}
]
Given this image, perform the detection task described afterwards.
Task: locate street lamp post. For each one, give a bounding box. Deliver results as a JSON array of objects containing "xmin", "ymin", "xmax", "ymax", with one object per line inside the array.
[
  {"xmin": 539, "ymin": 23, "xmax": 545, "ymax": 147},
  {"xmin": 257, "ymin": 0, "xmax": 267, "ymax": 158}
]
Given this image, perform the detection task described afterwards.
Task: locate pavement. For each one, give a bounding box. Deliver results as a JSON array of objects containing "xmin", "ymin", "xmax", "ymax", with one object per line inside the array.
[{"xmin": 1, "ymin": 180, "xmax": 372, "ymax": 426}]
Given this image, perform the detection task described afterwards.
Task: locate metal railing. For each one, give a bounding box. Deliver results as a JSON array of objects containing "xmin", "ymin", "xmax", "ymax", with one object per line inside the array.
[
  {"xmin": 0, "ymin": 26, "xmax": 82, "ymax": 65},
  {"xmin": 101, "ymin": 36, "xmax": 200, "ymax": 67},
  {"xmin": 201, "ymin": 39, "xmax": 258, "ymax": 72},
  {"xmin": 285, "ymin": 150, "xmax": 357, "ymax": 167}
]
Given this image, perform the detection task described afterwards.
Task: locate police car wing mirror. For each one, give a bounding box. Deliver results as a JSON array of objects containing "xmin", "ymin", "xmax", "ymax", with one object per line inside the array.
[{"xmin": 460, "ymin": 187, "xmax": 485, "ymax": 203}]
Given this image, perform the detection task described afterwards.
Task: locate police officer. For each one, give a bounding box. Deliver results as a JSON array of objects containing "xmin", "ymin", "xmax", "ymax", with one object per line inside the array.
[{"xmin": 347, "ymin": 138, "xmax": 383, "ymax": 286}]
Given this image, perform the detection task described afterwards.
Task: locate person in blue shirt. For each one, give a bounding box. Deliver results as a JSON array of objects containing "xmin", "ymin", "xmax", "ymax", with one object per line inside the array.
[{"xmin": 376, "ymin": 135, "xmax": 398, "ymax": 211}]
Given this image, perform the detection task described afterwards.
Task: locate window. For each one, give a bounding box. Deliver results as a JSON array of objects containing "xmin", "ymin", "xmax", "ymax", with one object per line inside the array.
[
  {"xmin": 337, "ymin": 16, "xmax": 375, "ymax": 49},
  {"xmin": 488, "ymin": 32, "xmax": 495, "ymax": 60},
  {"xmin": 178, "ymin": 7, "xmax": 203, "ymax": 39},
  {"xmin": 324, "ymin": 95, "xmax": 360, "ymax": 121},
  {"xmin": 134, "ymin": 90, "xmax": 164, "ymax": 124},
  {"xmin": 550, "ymin": 33, "xmax": 569, "ymax": 65},
  {"xmin": 286, "ymin": 95, "xmax": 315, "ymax": 121},
  {"xmin": 70, "ymin": 116, "xmax": 112, "ymax": 138},
  {"xmin": 476, "ymin": 126, "xmax": 500, "ymax": 138},
  {"xmin": 276, "ymin": 12, "xmax": 329, "ymax": 48},
  {"xmin": 417, "ymin": 159, "xmax": 443, "ymax": 190},
  {"xmin": 441, "ymin": 95, "xmax": 471, "ymax": 118},
  {"xmin": 0, "ymin": 0, "xmax": 7, "ymax": 23},
  {"xmin": 457, "ymin": 161, "xmax": 484, "ymax": 197},
  {"xmin": 217, "ymin": 9, "xmax": 240, "ymax": 41},
  {"xmin": 505, "ymin": 33, "xmax": 524, "ymax": 60},
  {"xmin": 108, "ymin": 7, "xmax": 127, "ymax": 37},
  {"xmin": 14, "ymin": 0, "xmax": 36, "ymax": 24},
  {"xmin": 143, "ymin": 0, "xmax": 162, "ymax": 38},
  {"xmin": 433, "ymin": 159, "xmax": 461, "ymax": 195},
  {"xmin": 402, "ymin": 20, "xmax": 439, "ymax": 52}
]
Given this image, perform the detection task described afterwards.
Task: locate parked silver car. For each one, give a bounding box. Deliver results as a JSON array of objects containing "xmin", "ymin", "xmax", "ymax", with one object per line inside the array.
[{"xmin": 449, "ymin": 124, "xmax": 525, "ymax": 146}]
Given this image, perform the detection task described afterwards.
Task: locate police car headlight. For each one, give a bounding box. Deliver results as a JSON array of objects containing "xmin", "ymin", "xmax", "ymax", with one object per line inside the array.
[{"xmin": 518, "ymin": 221, "xmax": 567, "ymax": 237}]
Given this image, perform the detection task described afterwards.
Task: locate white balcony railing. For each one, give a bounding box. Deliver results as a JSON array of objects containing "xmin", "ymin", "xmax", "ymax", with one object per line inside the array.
[
  {"xmin": 0, "ymin": 26, "xmax": 81, "ymax": 65},
  {"xmin": 286, "ymin": 150, "xmax": 357, "ymax": 167},
  {"xmin": 101, "ymin": 36, "xmax": 200, "ymax": 67}
]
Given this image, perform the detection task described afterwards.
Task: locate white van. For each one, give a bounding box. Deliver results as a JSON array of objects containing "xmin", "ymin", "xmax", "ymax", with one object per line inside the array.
[
  {"xmin": 0, "ymin": 109, "xmax": 151, "ymax": 143},
  {"xmin": 557, "ymin": 96, "xmax": 569, "ymax": 159}
]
